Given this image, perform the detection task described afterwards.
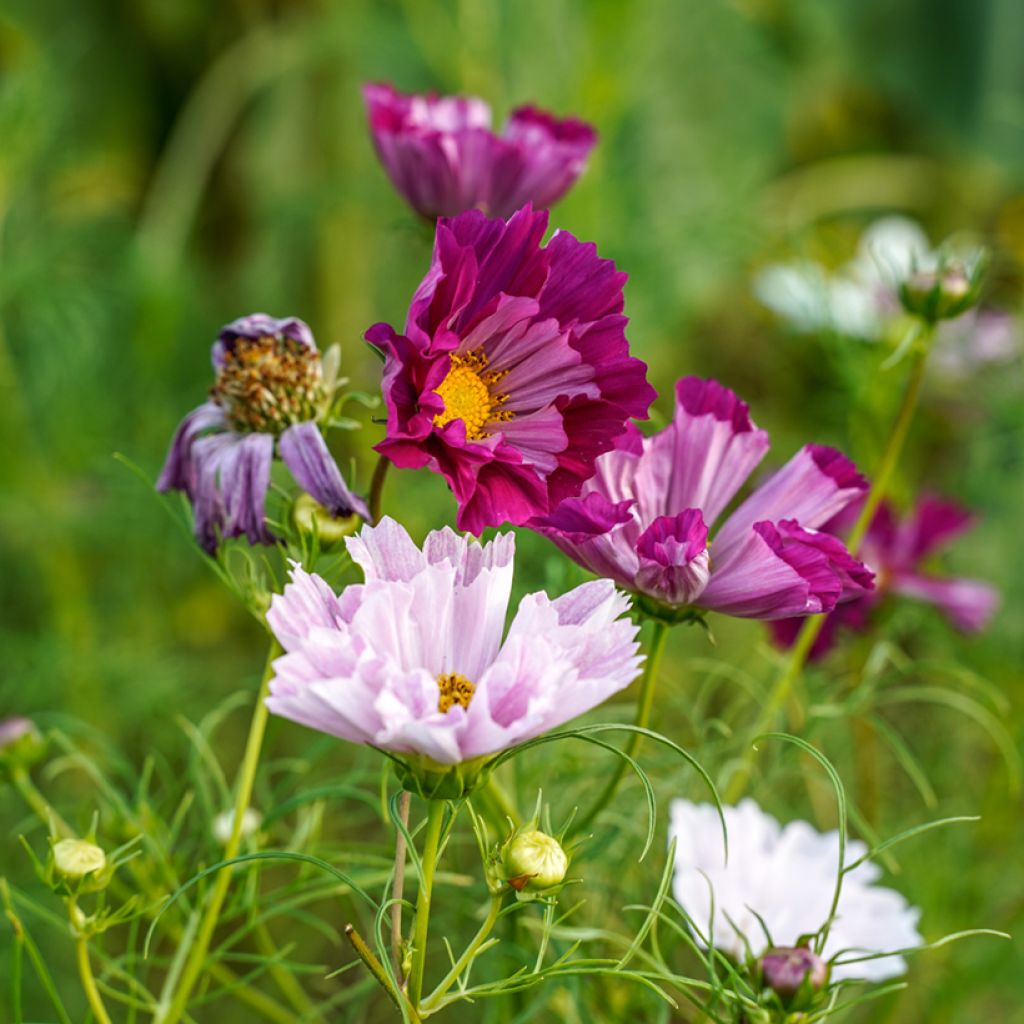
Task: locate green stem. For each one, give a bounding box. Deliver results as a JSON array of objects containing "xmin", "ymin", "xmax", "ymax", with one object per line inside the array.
[
  {"xmin": 344, "ymin": 924, "xmax": 421, "ymax": 1022},
  {"xmin": 72, "ymin": 908, "xmax": 112, "ymax": 1024},
  {"xmin": 10, "ymin": 768, "xmax": 73, "ymax": 838},
  {"xmin": 422, "ymin": 896, "xmax": 503, "ymax": 1011},
  {"xmin": 368, "ymin": 455, "xmax": 390, "ymax": 524},
  {"xmin": 407, "ymin": 800, "xmax": 447, "ymax": 1009},
  {"xmin": 572, "ymin": 619, "xmax": 669, "ymax": 835},
  {"xmin": 155, "ymin": 640, "xmax": 280, "ymax": 1024},
  {"xmin": 724, "ymin": 343, "xmax": 931, "ymax": 804}
]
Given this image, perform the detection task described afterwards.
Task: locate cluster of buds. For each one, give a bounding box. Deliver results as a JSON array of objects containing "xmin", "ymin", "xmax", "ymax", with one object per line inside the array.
[{"xmin": 898, "ymin": 251, "xmax": 987, "ymax": 324}]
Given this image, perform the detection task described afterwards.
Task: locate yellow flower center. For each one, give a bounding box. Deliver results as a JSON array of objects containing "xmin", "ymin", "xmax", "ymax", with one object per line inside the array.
[
  {"xmin": 433, "ymin": 350, "xmax": 512, "ymax": 440},
  {"xmin": 437, "ymin": 672, "xmax": 476, "ymax": 714}
]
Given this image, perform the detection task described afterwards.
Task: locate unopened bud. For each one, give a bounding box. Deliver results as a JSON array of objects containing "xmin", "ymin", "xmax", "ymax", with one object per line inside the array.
[
  {"xmin": 759, "ymin": 945, "xmax": 828, "ymax": 1000},
  {"xmin": 0, "ymin": 717, "xmax": 46, "ymax": 777},
  {"xmin": 53, "ymin": 839, "xmax": 107, "ymax": 880},
  {"xmin": 504, "ymin": 830, "xmax": 568, "ymax": 892},
  {"xmin": 899, "ymin": 261, "xmax": 981, "ymax": 321},
  {"xmin": 291, "ymin": 492, "xmax": 361, "ymax": 547},
  {"xmin": 213, "ymin": 807, "xmax": 262, "ymax": 846}
]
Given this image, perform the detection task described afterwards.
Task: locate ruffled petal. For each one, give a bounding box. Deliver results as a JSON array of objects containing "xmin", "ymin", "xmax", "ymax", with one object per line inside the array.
[{"xmin": 635, "ymin": 510, "xmax": 711, "ymax": 605}]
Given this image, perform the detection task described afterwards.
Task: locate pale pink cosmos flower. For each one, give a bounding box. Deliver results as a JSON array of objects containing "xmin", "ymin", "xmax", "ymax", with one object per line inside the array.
[{"xmin": 264, "ymin": 518, "xmax": 643, "ymax": 769}]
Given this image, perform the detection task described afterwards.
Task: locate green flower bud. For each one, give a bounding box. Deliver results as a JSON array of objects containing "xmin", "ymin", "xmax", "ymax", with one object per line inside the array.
[
  {"xmin": 899, "ymin": 260, "xmax": 983, "ymax": 322},
  {"xmin": 504, "ymin": 829, "xmax": 568, "ymax": 892},
  {"xmin": 291, "ymin": 492, "xmax": 362, "ymax": 548},
  {"xmin": 52, "ymin": 839, "xmax": 107, "ymax": 880},
  {"xmin": 0, "ymin": 717, "xmax": 46, "ymax": 779}
]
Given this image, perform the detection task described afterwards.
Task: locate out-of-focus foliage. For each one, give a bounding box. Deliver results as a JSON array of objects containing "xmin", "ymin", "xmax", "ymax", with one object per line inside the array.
[{"xmin": 0, "ymin": 1, "xmax": 1021, "ymax": 1021}]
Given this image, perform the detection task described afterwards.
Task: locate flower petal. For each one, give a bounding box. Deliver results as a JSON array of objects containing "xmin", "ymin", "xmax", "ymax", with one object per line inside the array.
[{"xmin": 279, "ymin": 421, "xmax": 370, "ymax": 521}]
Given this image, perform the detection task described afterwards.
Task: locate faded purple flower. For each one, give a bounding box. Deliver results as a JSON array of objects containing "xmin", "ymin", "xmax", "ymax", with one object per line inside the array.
[
  {"xmin": 368, "ymin": 204, "xmax": 655, "ymax": 534},
  {"xmin": 264, "ymin": 517, "xmax": 642, "ymax": 775},
  {"xmin": 771, "ymin": 494, "xmax": 999, "ymax": 657},
  {"xmin": 363, "ymin": 83, "xmax": 596, "ymax": 220},
  {"xmin": 158, "ymin": 314, "xmax": 368, "ymax": 553},
  {"xmin": 533, "ymin": 377, "xmax": 873, "ymax": 621}
]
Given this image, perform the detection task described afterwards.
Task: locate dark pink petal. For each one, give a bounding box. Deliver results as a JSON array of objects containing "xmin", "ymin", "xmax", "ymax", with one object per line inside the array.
[
  {"xmin": 635, "ymin": 510, "xmax": 711, "ymax": 605},
  {"xmin": 889, "ymin": 572, "xmax": 998, "ymax": 631},
  {"xmin": 768, "ymin": 597, "xmax": 876, "ymax": 660},
  {"xmin": 898, "ymin": 494, "xmax": 975, "ymax": 561},
  {"xmin": 279, "ymin": 422, "xmax": 370, "ymax": 522}
]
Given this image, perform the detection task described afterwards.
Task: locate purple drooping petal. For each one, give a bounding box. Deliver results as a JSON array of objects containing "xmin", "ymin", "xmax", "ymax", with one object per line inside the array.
[
  {"xmin": 635, "ymin": 510, "xmax": 711, "ymax": 605},
  {"xmin": 362, "ymin": 83, "xmax": 596, "ymax": 221},
  {"xmin": 213, "ymin": 313, "xmax": 316, "ymax": 369},
  {"xmin": 889, "ymin": 572, "xmax": 999, "ymax": 631},
  {"xmin": 279, "ymin": 421, "xmax": 370, "ymax": 522},
  {"xmin": 157, "ymin": 402, "xmax": 228, "ymax": 496}
]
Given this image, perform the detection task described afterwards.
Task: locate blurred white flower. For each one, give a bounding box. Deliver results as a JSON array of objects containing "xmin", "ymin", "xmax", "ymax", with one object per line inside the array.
[
  {"xmin": 213, "ymin": 807, "xmax": 262, "ymax": 846},
  {"xmin": 669, "ymin": 799, "xmax": 922, "ymax": 983}
]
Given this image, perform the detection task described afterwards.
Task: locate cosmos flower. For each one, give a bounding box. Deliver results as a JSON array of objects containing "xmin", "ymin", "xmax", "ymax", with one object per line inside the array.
[
  {"xmin": 363, "ymin": 83, "xmax": 597, "ymax": 220},
  {"xmin": 533, "ymin": 376, "xmax": 873, "ymax": 620},
  {"xmin": 368, "ymin": 204, "xmax": 655, "ymax": 534},
  {"xmin": 669, "ymin": 799, "xmax": 923, "ymax": 983},
  {"xmin": 264, "ymin": 517, "xmax": 642, "ymax": 788},
  {"xmin": 158, "ymin": 314, "xmax": 369, "ymax": 553},
  {"xmin": 770, "ymin": 495, "xmax": 999, "ymax": 658}
]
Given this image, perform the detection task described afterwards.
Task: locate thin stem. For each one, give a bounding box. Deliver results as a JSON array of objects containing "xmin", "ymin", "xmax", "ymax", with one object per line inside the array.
[
  {"xmin": 155, "ymin": 640, "xmax": 281, "ymax": 1024},
  {"xmin": 572, "ymin": 619, "xmax": 670, "ymax": 835},
  {"xmin": 724, "ymin": 343, "xmax": 932, "ymax": 804},
  {"xmin": 368, "ymin": 455, "xmax": 390, "ymax": 524},
  {"xmin": 391, "ymin": 790, "xmax": 412, "ymax": 979},
  {"xmin": 10, "ymin": 768, "xmax": 73, "ymax": 838},
  {"xmin": 422, "ymin": 895, "xmax": 503, "ymax": 1011},
  {"xmin": 253, "ymin": 920, "xmax": 324, "ymax": 1022},
  {"xmin": 407, "ymin": 800, "xmax": 447, "ymax": 1009},
  {"xmin": 73, "ymin": 933, "xmax": 112, "ymax": 1024},
  {"xmin": 345, "ymin": 924, "xmax": 422, "ymax": 1022}
]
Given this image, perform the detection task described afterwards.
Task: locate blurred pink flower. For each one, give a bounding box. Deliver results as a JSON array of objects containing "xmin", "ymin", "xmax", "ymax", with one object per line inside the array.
[
  {"xmin": 265, "ymin": 518, "xmax": 643, "ymax": 768},
  {"xmin": 368, "ymin": 204, "xmax": 654, "ymax": 534},
  {"xmin": 363, "ymin": 83, "xmax": 596, "ymax": 220},
  {"xmin": 533, "ymin": 377, "xmax": 874, "ymax": 620}
]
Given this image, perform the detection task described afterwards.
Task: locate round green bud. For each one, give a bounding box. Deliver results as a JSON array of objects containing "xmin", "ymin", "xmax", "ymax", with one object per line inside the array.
[
  {"xmin": 504, "ymin": 830, "xmax": 568, "ymax": 891},
  {"xmin": 53, "ymin": 839, "xmax": 106, "ymax": 880},
  {"xmin": 899, "ymin": 263, "xmax": 979, "ymax": 321},
  {"xmin": 291, "ymin": 492, "xmax": 361, "ymax": 548},
  {"xmin": 0, "ymin": 717, "xmax": 47, "ymax": 779}
]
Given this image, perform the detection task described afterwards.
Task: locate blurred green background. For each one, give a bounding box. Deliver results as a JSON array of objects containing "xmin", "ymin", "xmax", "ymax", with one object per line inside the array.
[{"xmin": 1, "ymin": 0, "xmax": 1022, "ymax": 1020}]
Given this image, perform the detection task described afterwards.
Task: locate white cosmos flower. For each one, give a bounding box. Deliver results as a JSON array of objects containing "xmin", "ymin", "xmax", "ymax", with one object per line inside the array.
[{"xmin": 669, "ymin": 799, "xmax": 923, "ymax": 983}]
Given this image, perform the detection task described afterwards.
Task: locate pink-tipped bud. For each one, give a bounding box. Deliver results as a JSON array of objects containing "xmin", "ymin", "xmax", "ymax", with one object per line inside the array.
[
  {"xmin": 0, "ymin": 717, "xmax": 46, "ymax": 778},
  {"xmin": 759, "ymin": 945, "xmax": 828, "ymax": 1000},
  {"xmin": 899, "ymin": 261, "xmax": 982, "ymax": 321}
]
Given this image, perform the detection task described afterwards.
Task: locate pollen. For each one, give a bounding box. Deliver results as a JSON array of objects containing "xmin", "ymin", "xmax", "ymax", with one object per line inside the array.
[
  {"xmin": 433, "ymin": 350, "xmax": 512, "ymax": 440},
  {"xmin": 437, "ymin": 672, "xmax": 476, "ymax": 714}
]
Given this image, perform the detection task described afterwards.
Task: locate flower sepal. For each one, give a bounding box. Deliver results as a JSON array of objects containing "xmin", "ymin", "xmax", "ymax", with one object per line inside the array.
[
  {"xmin": 393, "ymin": 753, "xmax": 495, "ymax": 801},
  {"xmin": 899, "ymin": 253, "xmax": 986, "ymax": 323},
  {"xmin": 634, "ymin": 595, "xmax": 710, "ymax": 629}
]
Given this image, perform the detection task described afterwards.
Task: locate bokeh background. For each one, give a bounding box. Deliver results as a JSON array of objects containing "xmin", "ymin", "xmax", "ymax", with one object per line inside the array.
[{"xmin": 1, "ymin": 0, "xmax": 1022, "ymax": 1020}]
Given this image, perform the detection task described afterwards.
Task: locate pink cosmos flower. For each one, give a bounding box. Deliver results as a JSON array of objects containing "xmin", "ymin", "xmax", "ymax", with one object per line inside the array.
[
  {"xmin": 367, "ymin": 204, "xmax": 655, "ymax": 534},
  {"xmin": 363, "ymin": 83, "xmax": 597, "ymax": 220},
  {"xmin": 770, "ymin": 495, "xmax": 999, "ymax": 657},
  {"xmin": 532, "ymin": 377, "xmax": 874, "ymax": 621},
  {"xmin": 264, "ymin": 518, "xmax": 643, "ymax": 775}
]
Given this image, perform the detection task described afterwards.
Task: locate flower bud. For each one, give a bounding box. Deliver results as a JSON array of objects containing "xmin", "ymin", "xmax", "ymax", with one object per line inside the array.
[
  {"xmin": 291, "ymin": 492, "xmax": 362, "ymax": 548},
  {"xmin": 759, "ymin": 945, "xmax": 828, "ymax": 1000},
  {"xmin": 0, "ymin": 717, "xmax": 46, "ymax": 778},
  {"xmin": 899, "ymin": 261, "xmax": 981, "ymax": 322},
  {"xmin": 212, "ymin": 807, "xmax": 262, "ymax": 846},
  {"xmin": 52, "ymin": 839, "xmax": 107, "ymax": 881},
  {"xmin": 504, "ymin": 829, "xmax": 568, "ymax": 892}
]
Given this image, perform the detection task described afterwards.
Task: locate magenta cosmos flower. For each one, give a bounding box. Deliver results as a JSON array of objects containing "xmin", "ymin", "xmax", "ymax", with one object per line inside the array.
[
  {"xmin": 770, "ymin": 495, "xmax": 998, "ymax": 657},
  {"xmin": 158, "ymin": 314, "xmax": 368, "ymax": 553},
  {"xmin": 367, "ymin": 204, "xmax": 655, "ymax": 534},
  {"xmin": 363, "ymin": 83, "xmax": 596, "ymax": 221},
  {"xmin": 265, "ymin": 517, "xmax": 642, "ymax": 790},
  {"xmin": 532, "ymin": 377, "xmax": 874, "ymax": 621}
]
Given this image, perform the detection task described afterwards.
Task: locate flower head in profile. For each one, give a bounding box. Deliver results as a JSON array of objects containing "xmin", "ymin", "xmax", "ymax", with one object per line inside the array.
[
  {"xmin": 669, "ymin": 799, "xmax": 923, "ymax": 983},
  {"xmin": 363, "ymin": 83, "xmax": 597, "ymax": 220},
  {"xmin": 368, "ymin": 205, "xmax": 655, "ymax": 534},
  {"xmin": 770, "ymin": 494, "xmax": 999, "ymax": 658},
  {"xmin": 265, "ymin": 518, "xmax": 642, "ymax": 794},
  {"xmin": 158, "ymin": 314, "xmax": 368, "ymax": 553},
  {"xmin": 533, "ymin": 377, "xmax": 873, "ymax": 621}
]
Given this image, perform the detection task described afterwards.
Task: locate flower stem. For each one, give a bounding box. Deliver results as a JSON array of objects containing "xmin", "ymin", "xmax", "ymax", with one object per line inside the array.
[
  {"xmin": 344, "ymin": 923, "xmax": 421, "ymax": 1022},
  {"xmin": 10, "ymin": 767, "xmax": 73, "ymax": 838},
  {"xmin": 724, "ymin": 343, "xmax": 931, "ymax": 804},
  {"xmin": 422, "ymin": 895, "xmax": 503, "ymax": 1011},
  {"xmin": 408, "ymin": 799, "xmax": 447, "ymax": 1009},
  {"xmin": 368, "ymin": 454, "xmax": 391, "ymax": 524},
  {"xmin": 155, "ymin": 639, "xmax": 280, "ymax": 1024},
  {"xmin": 71, "ymin": 902, "xmax": 112, "ymax": 1024},
  {"xmin": 572, "ymin": 618, "xmax": 670, "ymax": 836},
  {"xmin": 391, "ymin": 789, "xmax": 411, "ymax": 979}
]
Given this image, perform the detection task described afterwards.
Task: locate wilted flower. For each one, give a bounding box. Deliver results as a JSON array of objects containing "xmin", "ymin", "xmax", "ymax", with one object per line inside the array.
[
  {"xmin": 158, "ymin": 314, "xmax": 369, "ymax": 553},
  {"xmin": 363, "ymin": 83, "xmax": 597, "ymax": 220},
  {"xmin": 533, "ymin": 377, "xmax": 874, "ymax": 621},
  {"xmin": 504, "ymin": 829, "xmax": 569, "ymax": 892},
  {"xmin": 770, "ymin": 494, "xmax": 999, "ymax": 658},
  {"xmin": 264, "ymin": 518, "xmax": 642, "ymax": 795},
  {"xmin": 212, "ymin": 807, "xmax": 263, "ymax": 846},
  {"xmin": 669, "ymin": 799, "xmax": 922, "ymax": 983},
  {"xmin": 368, "ymin": 205, "xmax": 655, "ymax": 534},
  {"xmin": 53, "ymin": 838, "xmax": 107, "ymax": 880}
]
